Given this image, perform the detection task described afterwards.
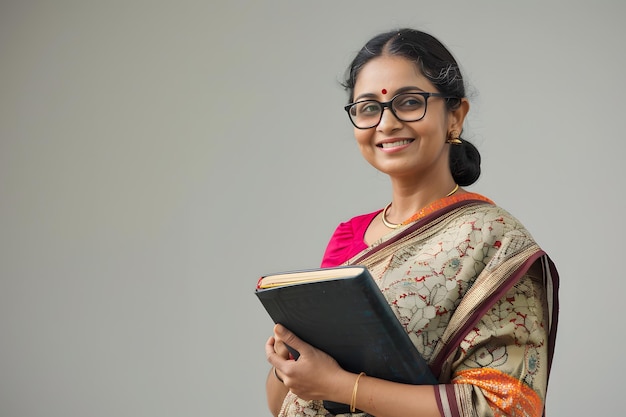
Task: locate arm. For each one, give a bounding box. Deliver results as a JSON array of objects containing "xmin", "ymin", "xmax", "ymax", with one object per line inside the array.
[{"xmin": 266, "ymin": 365, "xmax": 289, "ymax": 417}]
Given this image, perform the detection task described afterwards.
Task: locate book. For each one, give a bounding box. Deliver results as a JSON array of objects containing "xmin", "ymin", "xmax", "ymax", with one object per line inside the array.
[{"xmin": 255, "ymin": 265, "xmax": 437, "ymax": 414}]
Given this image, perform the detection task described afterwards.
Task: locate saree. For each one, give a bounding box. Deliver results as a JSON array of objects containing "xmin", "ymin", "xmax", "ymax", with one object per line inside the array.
[{"xmin": 278, "ymin": 194, "xmax": 559, "ymax": 417}]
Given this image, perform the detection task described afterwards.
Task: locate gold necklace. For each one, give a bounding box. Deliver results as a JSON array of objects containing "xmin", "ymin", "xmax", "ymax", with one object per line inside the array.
[{"xmin": 381, "ymin": 184, "xmax": 459, "ymax": 229}]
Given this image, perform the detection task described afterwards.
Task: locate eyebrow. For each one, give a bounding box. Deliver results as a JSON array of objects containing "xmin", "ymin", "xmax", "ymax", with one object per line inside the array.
[{"xmin": 354, "ymin": 86, "xmax": 427, "ymax": 102}]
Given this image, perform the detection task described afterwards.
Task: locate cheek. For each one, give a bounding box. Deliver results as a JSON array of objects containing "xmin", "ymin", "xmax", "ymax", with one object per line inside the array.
[
  {"xmin": 354, "ymin": 129, "xmax": 371, "ymax": 147},
  {"xmin": 353, "ymin": 130, "xmax": 374, "ymax": 157},
  {"xmin": 354, "ymin": 133, "xmax": 378, "ymax": 166}
]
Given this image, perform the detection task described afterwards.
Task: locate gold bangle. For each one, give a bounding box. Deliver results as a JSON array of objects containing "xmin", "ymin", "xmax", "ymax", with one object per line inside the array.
[
  {"xmin": 273, "ymin": 367, "xmax": 284, "ymax": 384},
  {"xmin": 350, "ymin": 372, "xmax": 366, "ymax": 413}
]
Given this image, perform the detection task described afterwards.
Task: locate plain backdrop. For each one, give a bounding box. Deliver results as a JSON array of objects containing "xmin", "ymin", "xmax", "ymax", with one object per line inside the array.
[{"xmin": 1, "ymin": 1, "xmax": 624, "ymax": 416}]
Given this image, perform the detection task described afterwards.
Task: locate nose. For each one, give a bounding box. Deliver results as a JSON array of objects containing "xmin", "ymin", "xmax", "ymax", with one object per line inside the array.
[{"xmin": 377, "ymin": 106, "xmax": 402, "ymax": 132}]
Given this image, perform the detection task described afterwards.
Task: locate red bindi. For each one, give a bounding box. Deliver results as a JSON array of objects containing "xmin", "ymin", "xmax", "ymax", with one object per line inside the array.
[{"xmin": 381, "ymin": 88, "xmax": 387, "ymax": 94}]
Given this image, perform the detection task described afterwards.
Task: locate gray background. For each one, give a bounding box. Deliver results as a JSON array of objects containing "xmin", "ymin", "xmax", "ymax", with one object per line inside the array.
[{"xmin": 1, "ymin": 1, "xmax": 623, "ymax": 416}]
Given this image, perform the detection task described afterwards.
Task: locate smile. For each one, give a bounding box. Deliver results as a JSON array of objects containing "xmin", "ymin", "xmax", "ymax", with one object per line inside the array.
[{"xmin": 378, "ymin": 139, "xmax": 414, "ymax": 148}]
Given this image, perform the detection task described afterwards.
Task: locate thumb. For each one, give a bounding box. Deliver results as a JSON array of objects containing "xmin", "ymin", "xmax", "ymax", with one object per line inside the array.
[{"xmin": 274, "ymin": 324, "xmax": 303, "ymax": 360}]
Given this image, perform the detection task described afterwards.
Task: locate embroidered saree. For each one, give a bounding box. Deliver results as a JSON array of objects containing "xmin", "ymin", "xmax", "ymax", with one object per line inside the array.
[{"xmin": 278, "ymin": 194, "xmax": 559, "ymax": 417}]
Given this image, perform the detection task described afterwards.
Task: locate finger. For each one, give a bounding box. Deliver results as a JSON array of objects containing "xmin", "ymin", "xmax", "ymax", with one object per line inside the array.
[
  {"xmin": 274, "ymin": 324, "xmax": 306, "ymax": 359},
  {"xmin": 265, "ymin": 336, "xmax": 279, "ymax": 365},
  {"xmin": 273, "ymin": 339, "xmax": 291, "ymax": 359}
]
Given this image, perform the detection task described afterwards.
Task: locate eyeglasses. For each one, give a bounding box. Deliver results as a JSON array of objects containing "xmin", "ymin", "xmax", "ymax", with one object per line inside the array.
[{"xmin": 344, "ymin": 92, "xmax": 456, "ymax": 129}]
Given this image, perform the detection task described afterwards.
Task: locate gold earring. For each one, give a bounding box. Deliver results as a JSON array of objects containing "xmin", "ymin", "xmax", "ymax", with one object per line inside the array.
[{"xmin": 447, "ymin": 130, "xmax": 462, "ymax": 145}]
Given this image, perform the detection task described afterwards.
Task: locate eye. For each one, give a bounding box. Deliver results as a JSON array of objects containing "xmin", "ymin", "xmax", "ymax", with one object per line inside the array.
[
  {"xmin": 395, "ymin": 94, "xmax": 426, "ymax": 110},
  {"xmin": 355, "ymin": 101, "xmax": 381, "ymax": 115}
]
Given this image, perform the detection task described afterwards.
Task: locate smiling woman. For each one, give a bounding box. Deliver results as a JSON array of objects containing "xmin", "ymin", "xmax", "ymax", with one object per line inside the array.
[
  {"xmin": 264, "ymin": 28, "xmax": 560, "ymax": 417},
  {"xmin": 348, "ymin": 55, "xmax": 465, "ymax": 212}
]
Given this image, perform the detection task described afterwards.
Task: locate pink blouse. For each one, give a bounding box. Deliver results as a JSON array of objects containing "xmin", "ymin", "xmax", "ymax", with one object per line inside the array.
[{"xmin": 320, "ymin": 209, "xmax": 382, "ymax": 268}]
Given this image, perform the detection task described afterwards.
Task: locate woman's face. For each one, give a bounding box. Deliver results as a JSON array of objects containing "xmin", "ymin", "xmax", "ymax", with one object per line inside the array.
[{"xmin": 351, "ymin": 55, "xmax": 467, "ymax": 182}]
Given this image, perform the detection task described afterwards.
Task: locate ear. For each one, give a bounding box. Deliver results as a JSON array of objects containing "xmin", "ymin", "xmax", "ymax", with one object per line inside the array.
[{"xmin": 448, "ymin": 98, "xmax": 470, "ymax": 133}]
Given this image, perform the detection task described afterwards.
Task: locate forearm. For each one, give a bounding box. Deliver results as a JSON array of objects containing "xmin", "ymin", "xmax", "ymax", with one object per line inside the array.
[
  {"xmin": 266, "ymin": 367, "xmax": 289, "ymax": 417},
  {"xmin": 326, "ymin": 371, "xmax": 442, "ymax": 417}
]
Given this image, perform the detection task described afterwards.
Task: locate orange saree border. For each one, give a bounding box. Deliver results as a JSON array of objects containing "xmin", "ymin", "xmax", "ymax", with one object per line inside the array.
[
  {"xmin": 453, "ymin": 368, "xmax": 543, "ymax": 417},
  {"xmin": 401, "ymin": 192, "xmax": 494, "ymax": 225}
]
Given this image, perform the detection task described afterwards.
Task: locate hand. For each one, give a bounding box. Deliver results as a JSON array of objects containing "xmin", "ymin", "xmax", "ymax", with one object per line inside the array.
[{"xmin": 265, "ymin": 324, "xmax": 348, "ymax": 401}]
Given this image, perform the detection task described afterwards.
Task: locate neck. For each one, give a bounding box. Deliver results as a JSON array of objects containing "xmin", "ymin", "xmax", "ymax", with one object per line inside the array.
[{"xmin": 385, "ymin": 180, "xmax": 460, "ymax": 225}]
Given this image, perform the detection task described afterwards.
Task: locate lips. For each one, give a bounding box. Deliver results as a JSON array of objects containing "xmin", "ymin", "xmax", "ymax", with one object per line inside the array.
[{"xmin": 377, "ymin": 139, "xmax": 414, "ymax": 148}]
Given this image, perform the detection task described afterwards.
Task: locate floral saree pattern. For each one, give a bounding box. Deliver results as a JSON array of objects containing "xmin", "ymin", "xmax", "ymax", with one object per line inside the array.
[{"xmin": 278, "ymin": 196, "xmax": 559, "ymax": 417}]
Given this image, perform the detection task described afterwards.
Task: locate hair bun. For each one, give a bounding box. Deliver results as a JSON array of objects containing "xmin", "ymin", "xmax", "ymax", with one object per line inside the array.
[{"xmin": 450, "ymin": 139, "xmax": 481, "ymax": 186}]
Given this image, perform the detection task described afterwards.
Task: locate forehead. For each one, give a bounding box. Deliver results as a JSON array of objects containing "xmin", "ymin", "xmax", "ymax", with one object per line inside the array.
[{"xmin": 353, "ymin": 55, "xmax": 437, "ymax": 96}]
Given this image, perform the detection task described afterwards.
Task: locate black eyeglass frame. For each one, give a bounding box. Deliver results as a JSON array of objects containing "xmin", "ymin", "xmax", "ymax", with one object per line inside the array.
[{"xmin": 344, "ymin": 92, "xmax": 457, "ymax": 129}]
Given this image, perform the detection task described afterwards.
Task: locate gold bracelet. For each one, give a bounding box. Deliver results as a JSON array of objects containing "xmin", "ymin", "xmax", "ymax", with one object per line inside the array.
[
  {"xmin": 350, "ymin": 372, "xmax": 366, "ymax": 413},
  {"xmin": 273, "ymin": 367, "xmax": 284, "ymax": 384}
]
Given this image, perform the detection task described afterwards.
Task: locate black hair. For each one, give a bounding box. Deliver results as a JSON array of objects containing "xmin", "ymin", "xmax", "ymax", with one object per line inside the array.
[{"xmin": 343, "ymin": 28, "xmax": 481, "ymax": 186}]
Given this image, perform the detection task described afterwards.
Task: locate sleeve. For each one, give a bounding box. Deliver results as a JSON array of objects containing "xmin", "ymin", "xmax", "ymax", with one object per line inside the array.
[
  {"xmin": 320, "ymin": 210, "xmax": 380, "ymax": 268},
  {"xmin": 435, "ymin": 270, "xmax": 551, "ymax": 417},
  {"xmin": 320, "ymin": 220, "xmax": 354, "ymax": 268}
]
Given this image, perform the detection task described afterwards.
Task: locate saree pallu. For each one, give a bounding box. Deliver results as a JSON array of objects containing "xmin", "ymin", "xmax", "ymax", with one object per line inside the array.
[{"xmin": 278, "ymin": 196, "xmax": 559, "ymax": 417}]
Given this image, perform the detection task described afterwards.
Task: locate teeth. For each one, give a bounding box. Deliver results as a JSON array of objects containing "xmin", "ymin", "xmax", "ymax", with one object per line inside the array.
[{"xmin": 381, "ymin": 140, "xmax": 412, "ymax": 148}]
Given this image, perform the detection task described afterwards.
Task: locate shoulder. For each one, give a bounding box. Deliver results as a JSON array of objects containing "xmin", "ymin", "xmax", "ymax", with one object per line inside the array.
[
  {"xmin": 457, "ymin": 197, "xmax": 536, "ymax": 245},
  {"xmin": 333, "ymin": 209, "xmax": 383, "ymax": 242},
  {"xmin": 458, "ymin": 193, "xmax": 525, "ymax": 227},
  {"xmin": 473, "ymin": 201, "xmax": 528, "ymax": 231},
  {"xmin": 321, "ymin": 209, "xmax": 382, "ymax": 268},
  {"xmin": 341, "ymin": 210, "xmax": 382, "ymax": 230}
]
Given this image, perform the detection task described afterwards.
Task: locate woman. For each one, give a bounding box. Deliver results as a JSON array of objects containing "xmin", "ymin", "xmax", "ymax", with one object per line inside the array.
[{"xmin": 265, "ymin": 28, "xmax": 559, "ymax": 417}]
